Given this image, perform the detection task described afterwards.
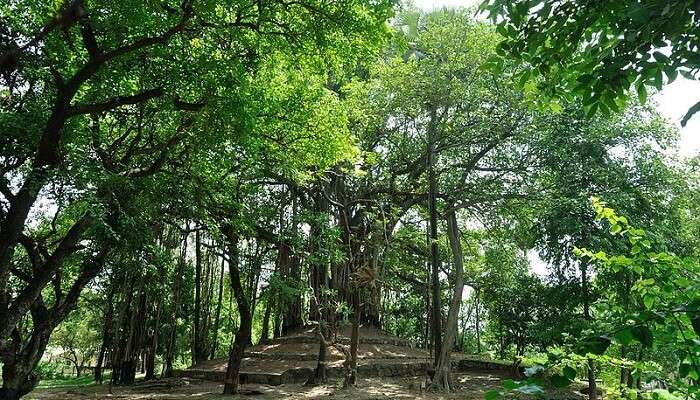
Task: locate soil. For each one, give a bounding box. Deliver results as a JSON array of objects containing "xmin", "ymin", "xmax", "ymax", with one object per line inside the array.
[{"xmin": 26, "ymin": 372, "xmax": 505, "ymax": 400}]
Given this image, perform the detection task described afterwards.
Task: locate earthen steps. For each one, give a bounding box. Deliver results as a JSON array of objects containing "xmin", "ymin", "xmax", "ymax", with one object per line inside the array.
[{"xmin": 175, "ymin": 326, "xmax": 522, "ymax": 386}]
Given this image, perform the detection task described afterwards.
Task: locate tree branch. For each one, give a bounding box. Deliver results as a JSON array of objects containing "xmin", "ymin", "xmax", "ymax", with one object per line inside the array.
[{"xmin": 69, "ymin": 88, "xmax": 164, "ymax": 116}]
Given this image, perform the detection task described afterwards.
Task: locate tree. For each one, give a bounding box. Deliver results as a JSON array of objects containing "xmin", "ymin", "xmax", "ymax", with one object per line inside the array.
[{"xmin": 480, "ymin": 0, "xmax": 700, "ymax": 124}]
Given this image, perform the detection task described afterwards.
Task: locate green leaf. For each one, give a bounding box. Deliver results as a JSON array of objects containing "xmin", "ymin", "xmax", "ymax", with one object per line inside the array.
[
  {"xmin": 563, "ymin": 366, "xmax": 577, "ymax": 380},
  {"xmin": 680, "ymin": 70, "xmax": 696, "ymax": 80},
  {"xmin": 688, "ymin": 310, "xmax": 700, "ymax": 337},
  {"xmin": 637, "ymin": 82, "xmax": 647, "ymax": 104},
  {"xmin": 577, "ymin": 74, "xmax": 593, "ymax": 84},
  {"xmin": 627, "ymin": 4, "xmax": 650, "ymax": 24},
  {"xmin": 550, "ymin": 374, "xmax": 572, "ymax": 388},
  {"xmin": 643, "ymin": 294, "xmax": 655, "ymax": 309},
  {"xmin": 679, "ymin": 363, "xmax": 691, "ymax": 378},
  {"xmin": 502, "ymin": 379, "xmax": 519, "ymax": 389},
  {"xmin": 653, "ymin": 51, "xmax": 670, "ymax": 64},
  {"xmin": 653, "ymin": 68, "xmax": 663, "ymax": 90},
  {"xmin": 585, "ymin": 102, "xmax": 599, "ymax": 118},
  {"xmin": 614, "ymin": 328, "xmax": 635, "ymax": 346},
  {"xmin": 664, "ymin": 67, "xmax": 678, "ymax": 84},
  {"xmin": 631, "ymin": 325, "xmax": 653, "ymax": 347},
  {"xmin": 651, "ymin": 389, "xmax": 682, "ymax": 400},
  {"xmin": 485, "ymin": 389, "xmax": 502, "ymax": 400},
  {"xmin": 576, "ymin": 336, "xmax": 611, "ymax": 355}
]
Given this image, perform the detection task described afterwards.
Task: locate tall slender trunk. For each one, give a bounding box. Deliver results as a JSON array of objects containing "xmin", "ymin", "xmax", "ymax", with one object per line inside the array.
[
  {"xmin": 145, "ymin": 297, "xmax": 163, "ymax": 380},
  {"xmin": 95, "ymin": 279, "xmax": 116, "ymax": 383},
  {"xmin": 475, "ymin": 290, "xmax": 481, "ymax": 354},
  {"xmin": 210, "ymin": 256, "xmax": 226, "ymax": 359},
  {"xmin": 427, "ymin": 134, "xmax": 442, "ymax": 365},
  {"xmin": 111, "ymin": 271, "xmax": 136, "ymax": 385},
  {"xmin": 119, "ymin": 273, "xmax": 147, "ymax": 385},
  {"xmin": 222, "ymin": 229, "xmax": 252, "ymax": 395},
  {"xmin": 308, "ymin": 210, "xmax": 329, "ymax": 384},
  {"xmin": 581, "ymin": 261, "xmax": 597, "ymax": 400},
  {"xmin": 343, "ymin": 290, "xmax": 361, "ymax": 388},
  {"xmin": 431, "ymin": 210, "xmax": 464, "ymax": 391},
  {"xmin": 193, "ymin": 228, "xmax": 204, "ymax": 366},
  {"xmin": 163, "ymin": 229, "xmax": 189, "ymax": 378},
  {"xmin": 260, "ymin": 293, "xmax": 273, "ymax": 344}
]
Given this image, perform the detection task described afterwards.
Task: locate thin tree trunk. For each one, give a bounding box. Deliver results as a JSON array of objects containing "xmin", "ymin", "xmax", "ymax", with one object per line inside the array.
[
  {"xmin": 343, "ymin": 290, "xmax": 361, "ymax": 388},
  {"xmin": 260, "ymin": 293, "xmax": 273, "ymax": 344},
  {"xmin": 427, "ymin": 132, "xmax": 442, "ymax": 365},
  {"xmin": 210, "ymin": 255, "xmax": 226, "ymax": 359},
  {"xmin": 145, "ymin": 297, "xmax": 163, "ymax": 380},
  {"xmin": 475, "ymin": 290, "xmax": 481, "ymax": 354},
  {"xmin": 431, "ymin": 210, "xmax": 464, "ymax": 391},
  {"xmin": 193, "ymin": 228, "xmax": 203, "ymax": 366},
  {"xmin": 581, "ymin": 261, "xmax": 597, "ymax": 400},
  {"xmin": 119, "ymin": 273, "xmax": 147, "ymax": 385},
  {"xmin": 222, "ymin": 228, "xmax": 253, "ymax": 395},
  {"xmin": 163, "ymin": 229, "xmax": 189, "ymax": 378},
  {"xmin": 95, "ymin": 278, "xmax": 117, "ymax": 383}
]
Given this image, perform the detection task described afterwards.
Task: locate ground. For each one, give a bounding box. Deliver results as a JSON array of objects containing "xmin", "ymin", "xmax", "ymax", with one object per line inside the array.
[{"xmin": 26, "ymin": 372, "xmax": 505, "ymax": 399}]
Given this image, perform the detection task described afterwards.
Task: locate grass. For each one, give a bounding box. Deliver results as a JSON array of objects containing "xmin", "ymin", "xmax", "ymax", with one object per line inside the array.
[{"xmin": 36, "ymin": 371, "xmax": 113, "ymax": 389}]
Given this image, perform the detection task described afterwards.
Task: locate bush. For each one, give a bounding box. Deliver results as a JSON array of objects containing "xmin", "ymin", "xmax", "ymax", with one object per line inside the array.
[{"xmin": 35, "ymin": 362, "xmax": 69, "ymax": 380}]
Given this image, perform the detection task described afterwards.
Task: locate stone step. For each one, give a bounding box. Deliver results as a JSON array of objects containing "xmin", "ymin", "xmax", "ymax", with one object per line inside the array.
[
  {"xmin": 244, "ymin": 351, "xmax": 429, "ymax": 361},
  {"xmin": 267, "ymin": 335, "xmax": 411, "ymax": 347},
  {"xmin": 177, "ymin": 361, "xmax": 433, "ymax": 386}
]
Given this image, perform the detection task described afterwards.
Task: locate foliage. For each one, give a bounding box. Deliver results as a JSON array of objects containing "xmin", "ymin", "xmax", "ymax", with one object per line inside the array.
[{"xmin": 480, "ymin": 0, "xmax": 700, "ymax": 124}]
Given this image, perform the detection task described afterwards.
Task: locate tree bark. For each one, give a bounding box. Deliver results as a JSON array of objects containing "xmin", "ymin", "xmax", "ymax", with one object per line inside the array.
[
  {"xmin": 1, "ymin": 250, "xmax": 108, "ymax": 398},
  {"xmin": 193, "ymin": 228, "xmax": 204, "ymax": 366},
  {"xmin": 222, "ymin": 228, "xmax": 252, "ymax": 395},
  {"xmin": 431, "ymin": 210, "xmax": 464, "ymax": 391},
  {"xmin": 427, "ymin": 135, "xmax": 442, "ymax": 365},
  {"xmin": 163, "ymin": 229, "xmax": 189, "ymax": 378},
  {"xmin": 581, "ymin": 261, "xmax": 597, "ymax": 400},
  {"xmin": 145, "ymin": 297, "xmax": 163, "ymax": 380},
  {"xmin": 210, "ymin": 256, "xmax": 226, "ymax": 359},
  {"xmin": 95, "ymin": 278, "xmax": 116, "ymax": 383},
  {"xmin": 343, "ymin": 290, "xmax": 361, "ymax": 389},
  {"xmin": 260, "ymin": 293, "xmax": 273, "ymax": 344}
]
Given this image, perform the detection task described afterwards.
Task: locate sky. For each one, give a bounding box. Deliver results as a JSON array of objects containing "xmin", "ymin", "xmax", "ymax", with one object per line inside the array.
[{"xmin": 415, "ymin": 0, "xmax": 700, "ymax": 159}]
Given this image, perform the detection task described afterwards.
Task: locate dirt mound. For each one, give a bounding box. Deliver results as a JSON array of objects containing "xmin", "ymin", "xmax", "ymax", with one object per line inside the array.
[{"xmin": 177, "ymin": 325, "xmax": 517, "ymax": 385}]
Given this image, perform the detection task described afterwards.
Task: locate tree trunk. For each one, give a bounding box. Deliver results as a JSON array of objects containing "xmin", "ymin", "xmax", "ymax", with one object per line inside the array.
[
  {"xmin": 280, "ymin": 240, "xmax": 303, "ymax": 335},
  {"xmin": 193, "ymin": 228, "xmax": 204, "ymax": 366},
  {"xmin": 427, "ymin": 136, "xmax": 442, "ymax": 365},
  {"xmin": 581, "ymin": 261, "xmax": 597, "ymax": 400},
  {"xmin": 307, "ymin": 205, "xmax": 330, "ymax": 385},
  {"xmin": 431, "ymin": 210, "xmax": 465, "ymax": 391},
  {"xmin": 260, "ymin": 294, "xmax": 273, "ymax": 344},
  {"xmin": 1, "ymin": 249, "xmax": 108, "ymax": 398},
  {"xmin": 145, "ymin": 297, "xmax": 163, "ymax": 380},
  {"xmin": 343, "ymin": 290, "xmax": 361, "ymax": 389},
  {"xmin": 475, "ymin": 290, "xmax": 481, "ymax": 354},
  {"xmin": 0, "ymin": 328, "xmax": 45, "ymax": 400},
  {"xmin": 210, "ymin": 256, "xmax": 226, "ymax": 359},
  {"xmin": 111, "ymin": 271, "xmax": 136, "ymax": 385},
  {"xmin": 95, "ymin": 279, "xmax": 117, "ymax": 383},
  {"xmin": 119, "ymin": 273, "xmax": 147, "ymax": 385},
  {"xmin": 308, "ymin": 326, "xmax": 328, "ymax": 386},
  {"xmin": 222, "ymin": 228, "xmax": 253, "ymax": 395},
  {"xmin": 163, "ymin": 229, "xmax": 189, "ymax": 378}
]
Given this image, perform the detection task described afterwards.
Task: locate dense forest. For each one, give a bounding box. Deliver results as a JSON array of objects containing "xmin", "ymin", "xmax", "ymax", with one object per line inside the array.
[{"xmin": 1, "ymin": 1, "xmax": 699, "ymax": 399}]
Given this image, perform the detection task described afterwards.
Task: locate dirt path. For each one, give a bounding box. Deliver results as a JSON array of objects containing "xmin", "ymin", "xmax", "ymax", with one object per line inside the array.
[{"xmin": 26, "ymin": 372, "xmax": 504, "ymax": 399}]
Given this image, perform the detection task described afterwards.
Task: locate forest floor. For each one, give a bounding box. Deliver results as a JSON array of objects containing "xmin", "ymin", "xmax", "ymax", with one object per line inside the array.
[{"xmin": 27, "ymin": 372, "xmax": 509, "ymax": 399}]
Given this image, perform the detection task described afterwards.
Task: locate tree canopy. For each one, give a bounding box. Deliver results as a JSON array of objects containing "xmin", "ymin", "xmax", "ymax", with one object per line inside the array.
[{"xmin": 1, "ymin": 2, "xmax": 699, "ymax": 400}]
